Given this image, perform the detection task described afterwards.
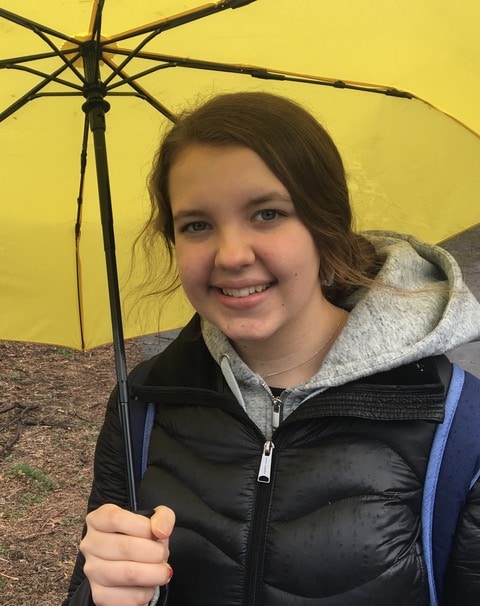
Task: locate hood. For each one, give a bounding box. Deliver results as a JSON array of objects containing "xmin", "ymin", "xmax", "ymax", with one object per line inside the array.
[{"xmin": 321, "ymin": 230, "xmax": 480, "ymax": 384}]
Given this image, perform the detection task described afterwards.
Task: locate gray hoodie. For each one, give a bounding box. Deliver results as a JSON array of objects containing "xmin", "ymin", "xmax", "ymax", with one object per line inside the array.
[{"xmin": 202, "ymin": 231, "xmax": 480, "ymax": 438}]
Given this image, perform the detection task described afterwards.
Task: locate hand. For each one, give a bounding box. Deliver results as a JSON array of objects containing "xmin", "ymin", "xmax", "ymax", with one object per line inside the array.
[{"xmin": 80, "ymin": 503, "xmax": 175, "ymax": 606}]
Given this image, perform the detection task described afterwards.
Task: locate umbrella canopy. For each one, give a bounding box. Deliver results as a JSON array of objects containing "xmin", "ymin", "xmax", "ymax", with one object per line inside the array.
[{"xmin": 1, "ymin": 0, "xmax": 480, "ymax": 351}]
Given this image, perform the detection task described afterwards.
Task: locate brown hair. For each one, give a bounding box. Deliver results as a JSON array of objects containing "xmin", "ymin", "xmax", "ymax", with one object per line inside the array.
[{"xmin": 143, "ymin": 91, "xmax": 379, "ymax": 302}]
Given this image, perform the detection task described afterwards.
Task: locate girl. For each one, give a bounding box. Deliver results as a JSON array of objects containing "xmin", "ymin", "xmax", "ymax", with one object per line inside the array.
[{"xmin": 64, "ymin": 92, "xmax": 480, "ymax": 606}]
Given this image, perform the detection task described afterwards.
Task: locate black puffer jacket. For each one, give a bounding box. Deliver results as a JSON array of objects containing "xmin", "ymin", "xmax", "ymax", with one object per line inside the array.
[{"xmin": 64, "ymin": 322, "xmax": 480, "ymax": 606}]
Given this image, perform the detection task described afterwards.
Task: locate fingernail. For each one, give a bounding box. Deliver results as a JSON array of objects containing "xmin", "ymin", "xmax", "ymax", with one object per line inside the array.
[
  {"xmin": 155, "ymin": 523, "xmax": 170, "ymax": 537},
  {"xmin": 166, "ymin": 563, "xmax": 174, "ymax": 580}
]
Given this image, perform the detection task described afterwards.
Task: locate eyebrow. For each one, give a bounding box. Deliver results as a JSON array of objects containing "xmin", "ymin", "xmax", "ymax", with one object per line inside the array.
[
  {"xmin": 172, "ymin": 191, "xmax": 293, "ymax": 224},
  {"xmin": 249, "ymin": 192, "xmax": 292, "ymax": 205},
  {"xmin": 172, "ymin": 209, "xmax": 209, "ymax": 224}
]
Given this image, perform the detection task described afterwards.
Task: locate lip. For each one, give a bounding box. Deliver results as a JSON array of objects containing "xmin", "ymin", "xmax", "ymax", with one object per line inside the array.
[
  {"xmin": 212, "ymin": 281, "xmax": 274, "ymax": 309},
  {"xmin": 220, "ymin": 283, "xmax": 272, "ymax": 298}
]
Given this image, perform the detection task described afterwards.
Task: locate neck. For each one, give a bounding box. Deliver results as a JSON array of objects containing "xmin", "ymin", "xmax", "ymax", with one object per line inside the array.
[{"xmin": 234, "ymin": 305, "xmax": 347, "ymax": 387}]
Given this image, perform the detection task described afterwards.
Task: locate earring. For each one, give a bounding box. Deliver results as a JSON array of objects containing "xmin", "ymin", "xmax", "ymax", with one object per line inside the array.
[{"xmin": 321, "ymin": 272, "xmax": 335, "ymax": 287}]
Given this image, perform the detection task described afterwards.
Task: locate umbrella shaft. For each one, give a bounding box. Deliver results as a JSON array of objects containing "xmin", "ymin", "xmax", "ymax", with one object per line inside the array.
[{"xmin": 83, "ymin": 81, "xmax": 138, "ymax": 512}]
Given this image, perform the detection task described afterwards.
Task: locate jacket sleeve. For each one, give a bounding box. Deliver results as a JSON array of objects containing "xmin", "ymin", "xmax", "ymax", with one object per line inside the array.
[
  {"xmin": 62, "ymin": 386, "xmax": 130, "ymax": 605},
  {"xmin": 442, "ymin": 477, "xmax": 480, "ymax": 604}
]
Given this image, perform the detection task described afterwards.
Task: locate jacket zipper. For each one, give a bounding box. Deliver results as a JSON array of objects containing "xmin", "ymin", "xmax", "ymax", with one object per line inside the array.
[
  {"xmin": 243, "ymin": 388, "xmax": 284, "ymax": 601},
  {"xmin": 257, "ymin": 440, "xmax": 275, "ymax": 483},
  {"xmin": 244, "ymin": 434, "xmax": 287, "ymax": 606},
  {"xmin": 244, "ymin": 442, "xmax": 274, "ymax": 606},
  {"xmin": 259, "ymin": 378, "xmax": 284, "ymax": 432},
  {"xmin": 272, "ymin": 396, "xmax": 282, "ymax": 430}
]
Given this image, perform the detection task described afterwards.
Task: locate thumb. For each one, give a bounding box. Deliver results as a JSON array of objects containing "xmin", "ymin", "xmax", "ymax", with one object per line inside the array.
[{"xmin": 150, "ymin": 505, "xmax": 176, "ymax": 540}]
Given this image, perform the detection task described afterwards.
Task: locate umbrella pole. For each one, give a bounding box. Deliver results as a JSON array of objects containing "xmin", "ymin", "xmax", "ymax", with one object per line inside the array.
[{"xmin": 82, "ymin": 66, "xmax": 139, "ymax": 513}]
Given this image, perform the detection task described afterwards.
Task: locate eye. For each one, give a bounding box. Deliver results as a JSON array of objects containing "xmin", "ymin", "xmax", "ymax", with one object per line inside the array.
[
  {"xmin": 180, "ymin": 220, "xmax": 210, "ymax": 233},
  {"xmin": 256, "ymin": 209, "xmax": 283, "ymax": 222}
]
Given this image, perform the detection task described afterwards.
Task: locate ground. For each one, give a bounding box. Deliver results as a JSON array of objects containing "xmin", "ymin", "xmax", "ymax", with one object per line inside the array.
[{"xmin": 0, "ymin": 339, "xmax": 145, "ymax": 605}]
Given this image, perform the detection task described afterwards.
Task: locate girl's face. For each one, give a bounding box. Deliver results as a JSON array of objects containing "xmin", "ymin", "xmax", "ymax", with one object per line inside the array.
[{"xmin": 169, "ymin": 144, "xmax": 326, "ymax": 348}]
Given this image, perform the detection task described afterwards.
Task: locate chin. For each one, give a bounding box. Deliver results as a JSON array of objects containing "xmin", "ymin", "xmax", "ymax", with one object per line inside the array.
[{"xmin": 220, "ymin": 322, "xmax": 276, "ymax": 344}]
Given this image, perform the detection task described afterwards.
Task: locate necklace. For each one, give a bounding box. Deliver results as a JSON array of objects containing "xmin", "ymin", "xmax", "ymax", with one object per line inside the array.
[{"xmin": 261, "ymin": 309, "xmax": 346, "ymax": 379}]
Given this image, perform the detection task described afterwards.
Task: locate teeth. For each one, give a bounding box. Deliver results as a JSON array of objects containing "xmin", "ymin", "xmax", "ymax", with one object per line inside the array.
[{"xmin": 222, "ymin": 284, "xmax": 270, "ymax": 298}]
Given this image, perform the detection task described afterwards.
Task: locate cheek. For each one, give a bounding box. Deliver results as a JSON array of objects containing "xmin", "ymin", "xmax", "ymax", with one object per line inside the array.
[
  {"xmin": 175, "ymin": 246, "xmax": 192, "ymax": 282},
  {"xmin": 175, "ymin": 246, "xmax": 208, "ymax": 288},
  {"xmin": 270, "ymin": 239, "xmax": 320, "ymax": 278}
]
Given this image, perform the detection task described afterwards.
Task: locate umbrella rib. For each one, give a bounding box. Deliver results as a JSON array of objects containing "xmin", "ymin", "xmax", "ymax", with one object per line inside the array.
[
  {"xmin": 27, "ymin": 26, "xmax": 82, "ymax": 77},
  {"xmin": 29, "ymin": 92, "xmax": 84, "ymax": 98},
  {"xmin": 106, "ymin": 52, "xmax": 475, "ymax": 137},
  {"xmin": 104, "ymin": 0, "xmax": 256, "ymax": 45},
  {"xmin": 0, "ymin": 8, "xmax": 79, "ymax": 44},
  {"xmin": 0, "ymin": 50, "xmax": 76, "ymax": 67},
  {"xmin": 273, "ymin": 72, "xmax": 413, "ymax": 98},
  {"xmin": 88, "ymin": 0, "xmax": 106, "ymax": 84},
  {"xmin": 108, "ymin": 47, "xmax": 252, "ymax": 78},
  {"xmin": 101, "ymin": 1, "xmax": 255, "ymax": 86},
  {"xmin": 89, "ymin": 0, "xmax": 105, "ymax": 41},
  {"xmin": 106, "ymin": 48, "xmax": 414, "ymax": 99},
  {"xmin": 1, "ymin": 63, "xmax": 84, "ymax": 92},
  {"xmin": 102, "ymin": 29, "xmax": 169, "ymax": 88},
  {"xmin": 0, "ymin": 10, "xmax": 87, "ymax": 84},
  {"xmin": 50, "ymin": 46, "xmax": 88, "ymax": 85},
  {"xmin": 0, "ymin": 61, "xmax": 80, "ymax": 121},
  {"xmin": 101, "ymin": 56, "xmax": 177, "ymax": 121},
  {"xmin": 105, "ymin": 62, "xmax": 175, "ymax": 90},
  {"xmin": 73, "ymin": 116, "xmax": 90, "ymax": 352}
]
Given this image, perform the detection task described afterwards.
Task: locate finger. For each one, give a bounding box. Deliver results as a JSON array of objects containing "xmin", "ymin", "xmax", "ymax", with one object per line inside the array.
[
  {"xmin": 90, "ymin": 582, "xmax": 156, "ymax": 606},
  {"xmin": 150, "ymin": 505, "xmax": 176, "ymax": 540},
  {"xmin": 85, "ymin": 556, "xmax": 173, "ymax": 588},
  {"xmin": 86, "ymin": 504, "xmax": 153, "ymax": 539},
  {"xmin": 80, "ymin": 530, "xmax": 169, "ymax": 563}
]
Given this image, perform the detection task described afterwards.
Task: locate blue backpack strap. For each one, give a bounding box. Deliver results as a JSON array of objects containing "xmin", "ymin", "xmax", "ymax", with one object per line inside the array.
[
  {"xmin": 127, "ymin": 358, "xmax": 159, "ymax": 489},
  {"xmin": 140, "ymin": 402, "xmax": 157, "ymax": 481},
  {"xmin": 422, "ymin": 364, "xmax": 480, "ymax": 605},
  {"xmin": 129, "ymin": 398, "xmax": 157, "ymax": 489}
]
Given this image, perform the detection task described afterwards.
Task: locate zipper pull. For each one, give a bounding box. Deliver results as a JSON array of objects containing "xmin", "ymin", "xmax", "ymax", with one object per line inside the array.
[
  {"xmin": 272, "ymin": 396, "xmax": 282, "ymax": 429},
  {"xmin": 258, "ymin": 440, "xmax": 275, "ymax": 483}
]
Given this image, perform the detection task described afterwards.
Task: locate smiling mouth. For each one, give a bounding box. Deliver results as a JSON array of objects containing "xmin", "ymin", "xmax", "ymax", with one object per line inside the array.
[{"xmin": 221, "ymin": 283, "xmax": 272, "ymax": 298}]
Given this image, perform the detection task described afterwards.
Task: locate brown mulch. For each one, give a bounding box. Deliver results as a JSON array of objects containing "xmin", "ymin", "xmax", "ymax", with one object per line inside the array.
[{"xmin": 0, "ymin": 339, "xmax": 145, "ymax": 604}]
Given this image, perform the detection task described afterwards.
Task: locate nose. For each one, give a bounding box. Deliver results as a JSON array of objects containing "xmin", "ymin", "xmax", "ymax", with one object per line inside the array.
[{"xmin": 214, "ymin": 229, "xmax": 256, "ymax": 271}]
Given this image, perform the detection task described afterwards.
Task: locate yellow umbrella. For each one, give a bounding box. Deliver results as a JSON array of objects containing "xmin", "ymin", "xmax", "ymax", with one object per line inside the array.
[
  {"xmin": 1, "ymin": 0, "xmax": 479, "ymax": 352},
  {"xmin": 1, "ymin": 0, "xmax": 479, "ymax": 510}
]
